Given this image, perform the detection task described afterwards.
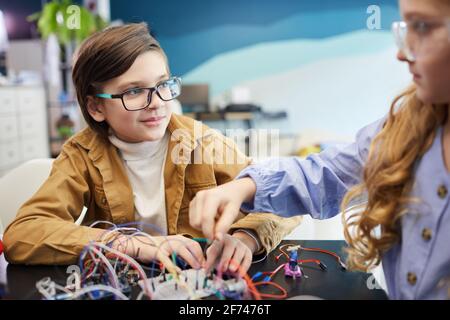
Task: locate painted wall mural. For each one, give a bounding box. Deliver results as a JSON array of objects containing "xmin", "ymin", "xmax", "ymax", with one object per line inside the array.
[{"xmin": 112, "ymin": 0, "xmax": 411, "ymax": 136}]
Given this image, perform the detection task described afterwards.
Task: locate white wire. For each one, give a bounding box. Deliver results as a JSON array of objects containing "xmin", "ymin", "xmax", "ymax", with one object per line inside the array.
[
  {"xmin": 75, "ymin": 206, "xmax": 88, "ymax": 226},
  {"xmin": 252, "ymin": 253, "xmax": 268, "ymax": 264},
  {"xmin": 69, "ymin": 284, "xmax": 129, "ymax": 300},
  {"xmin": 36, "ymin": 277, "xmax": 56, "ymax": 300},
  {"xmin": 36, "ymin": 277, "xmax": 73, "ymax": 300},
  {"xmin": 101, "ymin": 227, "xmax": 141, "ymax": 242},
  {"xmin": 89, "ymin": 220, "xmax": 117, "ymax": 229},
  {"xmin": 36, "ymin": 276, "xmax": 128, "ymax": 300},
  {"xmin": 130, "ymin": 231, "xmax": 158, "ymax": 246}
]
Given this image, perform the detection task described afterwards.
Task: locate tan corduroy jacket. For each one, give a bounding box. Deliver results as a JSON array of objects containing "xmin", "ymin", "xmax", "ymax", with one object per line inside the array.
[{"xmin": 3, "ymin": 114, "xmax": 301, "ymax": 265}]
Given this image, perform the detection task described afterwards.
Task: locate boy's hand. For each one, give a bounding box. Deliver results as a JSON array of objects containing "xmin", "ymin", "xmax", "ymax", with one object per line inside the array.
[{"xmin": 114, "ymin": 234, "xmax": 205, "ymax": 274}]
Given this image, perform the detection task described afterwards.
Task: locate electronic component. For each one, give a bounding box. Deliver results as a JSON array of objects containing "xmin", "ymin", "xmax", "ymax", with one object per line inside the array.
[
  {"xmin": 34, "ymin": 220, "xmax": 346, "ymax": 301},
  {"xmin": 284, "ymin": 246, "xmax": 302, "ymax": 279},
  {"xmin": 276, "ymin": 243, "xmax": 347, "ymax": 271},
  {"xmin": 139, "ymin": 268, "xmax": 249, "ymax": 300},
  {"xmin": 34, "ymin": 221, "xmax": 256, "ymax": 300}
]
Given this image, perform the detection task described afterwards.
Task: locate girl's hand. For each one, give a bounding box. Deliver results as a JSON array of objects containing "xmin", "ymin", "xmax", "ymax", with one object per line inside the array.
[
  {"xmin": 189, "ymin": 177, "xmax": 257, "ymax": 241},
  {"xmin": 204, "ymin": 232, "xmax": 256, "ymax": 276}
]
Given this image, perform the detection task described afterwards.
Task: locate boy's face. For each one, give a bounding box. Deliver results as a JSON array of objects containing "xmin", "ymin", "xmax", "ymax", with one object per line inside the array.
[{"xmin": 89, "ymin": 51, "xmax": 172, "ymax": 143}]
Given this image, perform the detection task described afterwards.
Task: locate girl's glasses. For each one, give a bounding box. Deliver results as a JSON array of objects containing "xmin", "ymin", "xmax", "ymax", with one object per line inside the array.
[{"xmin": 392, "ymin": 19, "xmax": 450, "ymax": 62}]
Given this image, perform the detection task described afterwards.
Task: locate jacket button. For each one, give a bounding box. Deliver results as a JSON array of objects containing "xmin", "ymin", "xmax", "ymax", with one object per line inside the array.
[
  {"xmin": 407, "ymin": 272, "xmax": 417, "ymax": 286},
  {"xmin": 438, "ymin": 185, "xmax": 448, "ymax": 199},
  {"xmin": 421, "ymin": 228, "xmax": 432, "ymax": 241}
]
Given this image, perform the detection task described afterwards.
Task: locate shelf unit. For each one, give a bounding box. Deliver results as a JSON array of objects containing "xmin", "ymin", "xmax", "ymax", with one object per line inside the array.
[{"xmin": 0, "ymin": 85, "xmax": 50, "ymax": 176}]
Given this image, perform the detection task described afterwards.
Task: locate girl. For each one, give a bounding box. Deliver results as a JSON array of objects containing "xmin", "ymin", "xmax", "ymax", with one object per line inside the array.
[
  {"xmin": 189, "ymin": 0, "xmax": 450, "ymax": 298},
  {"xmin": 3, "ymin": 23, "xmax": 300, "ymax": 275}
]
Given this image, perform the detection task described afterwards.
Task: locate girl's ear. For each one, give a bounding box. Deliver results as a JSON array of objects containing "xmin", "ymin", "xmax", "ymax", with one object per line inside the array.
[{"xmin": 86, "ymin": 96, "xmax": 106, "ymax": 122}]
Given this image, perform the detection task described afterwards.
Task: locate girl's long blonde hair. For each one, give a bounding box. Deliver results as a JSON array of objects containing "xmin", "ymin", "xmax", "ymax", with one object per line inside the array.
[{"xmin": 341, "ymin": 85, "xmax": 448, "ymax": 271}]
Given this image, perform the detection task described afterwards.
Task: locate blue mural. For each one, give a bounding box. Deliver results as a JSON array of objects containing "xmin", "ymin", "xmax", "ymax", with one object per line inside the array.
[
  {"xmin": 111, "ymin": 0, "xmax": 409, "ymax": 138},
  {"xmin": 111, "ymin": 0, "xmax": 400, "ymax": 75}
]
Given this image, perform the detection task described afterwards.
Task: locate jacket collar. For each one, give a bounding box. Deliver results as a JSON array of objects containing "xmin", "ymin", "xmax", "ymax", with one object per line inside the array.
[{"xmin": 72, "ymin": 113, "xmax": 210, "ymax": 156}]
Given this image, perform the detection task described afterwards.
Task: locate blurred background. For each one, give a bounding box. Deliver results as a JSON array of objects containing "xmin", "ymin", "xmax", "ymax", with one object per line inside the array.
[{"xmin": 0, "ymin": 0, "xmax": 409, "ymax": 244}]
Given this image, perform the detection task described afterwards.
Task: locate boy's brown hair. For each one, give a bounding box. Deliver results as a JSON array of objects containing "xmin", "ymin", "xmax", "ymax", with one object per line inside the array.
[{"xmin": 72, "ymin": 23, "xmax": 169, "ymax": 139}]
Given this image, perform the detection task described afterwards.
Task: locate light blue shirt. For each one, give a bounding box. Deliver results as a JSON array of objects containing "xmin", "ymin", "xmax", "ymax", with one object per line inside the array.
[{"xmin": 238, "ymin": 117, "xmax": 450, "ymax": 299}]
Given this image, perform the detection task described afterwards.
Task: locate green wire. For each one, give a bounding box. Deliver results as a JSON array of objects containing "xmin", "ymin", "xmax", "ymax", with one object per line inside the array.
[
  {"xmin": 171, "ymin": 252, "xmax": 177, "ymax": 265},
  {"xmin": 192, "ymin": 238, "xmax": 211, "ymax": 244}
]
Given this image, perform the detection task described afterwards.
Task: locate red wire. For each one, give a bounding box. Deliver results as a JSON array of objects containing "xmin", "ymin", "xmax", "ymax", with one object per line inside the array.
[
  {"xmin": 278, "ymin": 245, "xmax": 291, "ymax": 260},
  {"xmin": 300, "ymin": 247, "xmax": 346, "ymax": 267},
  {"xmin": 252, "ymin": 281, "xmax": 288, "ymax": 299},
  {"xmin": 269, "ymin": 263, "xmax": 286, "ymax": 280},
  {"xmin": 242, "ymin": 273, "xmax": 262, "ymax": 300},
  {"xmin": 301, "ymin": 247, "xmax": 341, "ymax": 259},
  {"xmin": 278, "ymin": 243, "xmax": 345, "ymax": 266},
  {"xmin": 298, "ymin": 259, "xmax": 322, "ymax": 265}
]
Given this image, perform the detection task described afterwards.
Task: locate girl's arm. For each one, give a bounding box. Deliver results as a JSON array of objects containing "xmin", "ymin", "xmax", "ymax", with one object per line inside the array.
[
  {"xmin": 190, "ymin": 117, "xmax": 385, "ymax": 241},
  {"xmin": 237, "ymin": 117, "xmax": 385, "ymax": 219}
]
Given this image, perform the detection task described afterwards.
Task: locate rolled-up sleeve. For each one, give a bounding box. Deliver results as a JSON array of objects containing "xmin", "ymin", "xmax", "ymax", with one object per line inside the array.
[{"xmin": 238, "ymin": 117, "xmax": 386, "ymax": 219}]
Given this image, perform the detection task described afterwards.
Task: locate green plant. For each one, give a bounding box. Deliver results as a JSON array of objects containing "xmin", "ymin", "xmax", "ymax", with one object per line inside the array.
[
  {"xmin": 27, "ymin": 0, "xmax": 108, "ymax": 45},
  {"xmin": 27, "ymin": 0, "xmax": 108, "ymax": 92}
]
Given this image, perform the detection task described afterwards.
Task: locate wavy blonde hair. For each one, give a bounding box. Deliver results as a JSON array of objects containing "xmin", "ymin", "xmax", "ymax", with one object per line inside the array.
[{"xmin": 341, "ymin": 84, "xmax": 448, "ymax": 271}]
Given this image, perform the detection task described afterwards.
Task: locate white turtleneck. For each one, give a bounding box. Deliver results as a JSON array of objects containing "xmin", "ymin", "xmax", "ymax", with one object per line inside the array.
[{"xmin": 109, "ymin": 132, "xmax": 169, "ymax": 235}]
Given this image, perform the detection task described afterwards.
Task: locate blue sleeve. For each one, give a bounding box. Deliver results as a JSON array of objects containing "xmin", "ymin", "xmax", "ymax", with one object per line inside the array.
[{"xmin": 238, "ymin": 117, "xmax": 386, "ymax": 219}]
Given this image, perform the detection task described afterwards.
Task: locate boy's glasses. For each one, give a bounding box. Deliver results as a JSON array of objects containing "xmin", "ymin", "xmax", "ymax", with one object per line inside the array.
[
  {"xmin": 95, "ymin": 77, "xmax": 182, "ymax": 111},
  {"xmin": 392, "ymin": 19, "xmax": 450, "ymax": 62}
]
